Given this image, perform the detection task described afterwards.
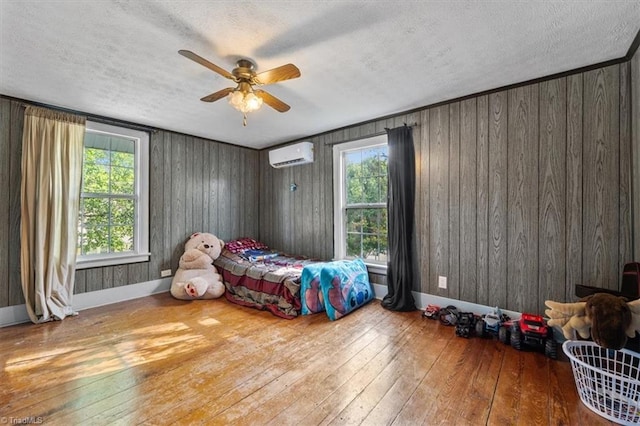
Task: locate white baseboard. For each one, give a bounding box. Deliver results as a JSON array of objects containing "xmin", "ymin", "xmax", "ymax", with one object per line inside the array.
[
  {"xmin": 0, "ymin": 278, "xmax": 172, "ymax": 328},
  {"xmin": 372, "ymin": 283, "xmax": 522, "ymax": 318},
  {"xmin": 0, "ymin": 304, "xmax": 34, "ymax": 329},
  {"xmin": 2, "ymin": 280, "xmax": 518, "ymax": 328}
]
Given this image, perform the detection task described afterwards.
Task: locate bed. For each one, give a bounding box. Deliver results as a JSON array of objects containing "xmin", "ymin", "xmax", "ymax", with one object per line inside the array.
[
  {"xmin": 214, "ymin": 237, "xmax": 375, "ymax": 320},
  {"xmin": 213, "ymin": 238, "xmax": 320, "ymax": 319}
]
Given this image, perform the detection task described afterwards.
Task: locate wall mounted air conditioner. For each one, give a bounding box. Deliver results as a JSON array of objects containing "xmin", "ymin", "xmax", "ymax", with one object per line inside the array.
[{"xmin": 268, "ymin": 141, "xmax": 314, "ymax": 168}]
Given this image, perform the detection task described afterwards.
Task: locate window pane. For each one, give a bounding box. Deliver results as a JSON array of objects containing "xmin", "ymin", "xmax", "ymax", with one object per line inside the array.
[
  {"xmin": 83, "ymin": 162, "xmax": 110, "ymax": 193},
  {"xmin": 363, "ymin": 147, "xmax": 382, "ymax": 174},
  {"xmin": 345, "ymin": 151, "xmax": 362, "ymax": 169},
  {"xmin": 377, "ymin": 177, "xmax": 384, "ymax": 203},
  {"xmin": 82, "ymin": 197, "xmax": 109, "ymax": 226},
  {"xmin": 347, "ymin": 177, "xmax": 364, "ymax": 204},
  {"xmin": 362, "ymin": 208, "xmax": 377, "ymax": 233},
  {"xmin": 345, "ymin": 145, "xmax": 388, "ymax": 205},
  {"xmin": 362, "ymin": 177, "xmax": 379, "ymax": 203},
  {"xmin": 111, "ymin": 226, "xmax": 134, "ymax": 252},
  {"xmin": 80, "ymin": 226, "xmax": 110, "ymax": 255},
  {"xmin": 381, "ymin": 175, "xmax": 388, "ymax": 201},
  {"xmin": 381, "ymin": 208, "xmax": 388, "ymax": 235},
  {"xmin": 111, "ymin": 198, "xmax": 134, "ymax": 226},
  {"xmin": 346, "ymin": 209, "xmax": 362, "ymax": 233},
  {"xmin": 345, "ymin": 207, "xmax": 387, "ymax": 260},
  {"xmin": 84, "ymin": 147, "xmax": 110, "ymax": 165},
  {"xmin": 376, "ymin": 235, "xmax": 388, "ymax": 262},
  {"xmin": 346, "ymin": 233, "xmax": 361, "ymax": 258},
  {"xmin": 111, "ymin": 149, "xmax": 134, "ymax": 168},
  {"xmin": 111, "ymin": 165, "xmax": 135, "ymax": 194}
]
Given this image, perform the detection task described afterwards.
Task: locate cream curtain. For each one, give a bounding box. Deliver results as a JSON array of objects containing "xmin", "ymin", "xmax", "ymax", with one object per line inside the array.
[{"xmin": 20, "ymin": 106, "xmax": 85, "ymax": 323}]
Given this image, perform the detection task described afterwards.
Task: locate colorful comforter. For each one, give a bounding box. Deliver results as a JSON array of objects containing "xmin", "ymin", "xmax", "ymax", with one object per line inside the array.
[{"xmin": 213, "ymin": 247, "xmax": 320, "ymax": 319}]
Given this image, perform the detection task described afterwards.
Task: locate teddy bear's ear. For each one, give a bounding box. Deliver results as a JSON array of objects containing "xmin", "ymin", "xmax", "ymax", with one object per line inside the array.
[
  {"xmin": 219, "ymin": 239, "xmax": 225, "ymax": 248},
  {"xmin": 190, "ymin": 232, "xmax": 200, "ymax": 239}
]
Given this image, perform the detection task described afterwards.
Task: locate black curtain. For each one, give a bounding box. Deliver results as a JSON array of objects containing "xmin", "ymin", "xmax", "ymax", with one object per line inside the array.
[{"xmin": 382, "ymin": 125, "xmax": 417, "ymax": 311}]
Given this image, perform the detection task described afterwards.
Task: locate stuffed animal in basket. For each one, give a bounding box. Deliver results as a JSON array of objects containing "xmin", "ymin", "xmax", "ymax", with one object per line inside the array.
[
  {"xmin": 545, "ymin": 294, "xmax": 640, "ymax": 350},
  {"xmin": 170, "ymin": 232, "xmax": 225, "ymax": 300}
]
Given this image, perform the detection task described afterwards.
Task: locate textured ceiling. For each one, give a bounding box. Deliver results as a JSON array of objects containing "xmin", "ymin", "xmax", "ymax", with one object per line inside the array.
[{"xmin": 1, "ymin": 1, "xmax": 639, "ymax": 149}]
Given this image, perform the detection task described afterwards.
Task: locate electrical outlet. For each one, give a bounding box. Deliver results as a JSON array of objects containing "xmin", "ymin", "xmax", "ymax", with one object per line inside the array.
[
  {"xmin": 438, "ymin": 275, "xmax": 447, "ymax": 289},
  {"xmin": 161, "ymin": 269, "xmax": 172, "ymax": 278}
]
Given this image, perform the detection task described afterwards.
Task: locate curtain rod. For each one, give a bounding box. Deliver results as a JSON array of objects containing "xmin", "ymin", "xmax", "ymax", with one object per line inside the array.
[
  {"xmin": 324, "ymin": 122, "xmax": 419, "ymax": 146},
  {"xmin": 19, "ymin": 100, "xmax": 158, "ymax": 134},
  {"xmin": 385, "ymin": 122, "xmax": 418, "ymax": 131}
]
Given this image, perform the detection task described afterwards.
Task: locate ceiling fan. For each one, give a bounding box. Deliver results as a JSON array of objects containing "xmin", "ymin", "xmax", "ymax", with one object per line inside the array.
[{"xmin": 178, "ymin": 50, "xmax": 301, "ymax": 126}]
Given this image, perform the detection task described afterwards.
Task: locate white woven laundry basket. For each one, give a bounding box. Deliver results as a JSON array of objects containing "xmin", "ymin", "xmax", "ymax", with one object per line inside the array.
[{"xmin": 563, "ymin": 340, "xmax": 640, "ymax": 425}]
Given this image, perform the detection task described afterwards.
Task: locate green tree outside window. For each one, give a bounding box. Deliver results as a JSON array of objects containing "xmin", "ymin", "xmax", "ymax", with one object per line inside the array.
[
  {"xmin": 78, "ymin": 133, "xmax": 136, "ymax": 256},
  {"xmin": 344, "ymin": 146, "xmax": 388, "ymax": 262}
]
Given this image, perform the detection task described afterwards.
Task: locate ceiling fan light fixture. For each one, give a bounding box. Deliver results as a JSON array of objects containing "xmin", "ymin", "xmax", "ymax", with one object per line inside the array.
[
  {"xmin": 227, "ymin": 86, "xmax": 263, "ymax": 126},
  {"xmin": 228, "ymin": 87, "xmax": 263, "ymax": 114}
]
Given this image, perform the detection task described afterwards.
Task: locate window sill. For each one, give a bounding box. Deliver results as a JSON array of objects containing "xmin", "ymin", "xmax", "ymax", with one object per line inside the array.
[
  {"xmin": 76, "ymin": 253, "xmax": 150, "ymax": 269},
  {"xmin": 364, "ymin": 263, "xmax": 387, "ymax": 275}
]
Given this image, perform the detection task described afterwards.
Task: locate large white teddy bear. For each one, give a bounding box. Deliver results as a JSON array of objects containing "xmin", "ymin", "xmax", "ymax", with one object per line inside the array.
[{"xmin": 170, "ymin": 232, "xmax": 226, "ymax": 300}]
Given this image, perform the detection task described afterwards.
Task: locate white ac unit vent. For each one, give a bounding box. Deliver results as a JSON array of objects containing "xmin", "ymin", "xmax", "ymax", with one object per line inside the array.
[{"xmin": 268, "ymin": 142, "xmax": 314, "ymax": 168}]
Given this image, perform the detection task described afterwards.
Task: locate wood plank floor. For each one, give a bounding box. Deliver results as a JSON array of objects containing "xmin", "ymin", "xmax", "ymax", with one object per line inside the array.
[{"xmin": 0, "ymin": 293, "xmax": 615, "ymax": 425}]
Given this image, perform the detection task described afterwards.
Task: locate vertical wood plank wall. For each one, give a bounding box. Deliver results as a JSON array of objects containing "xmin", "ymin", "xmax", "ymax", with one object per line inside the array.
[
  {"xmin": 0, "ymin": 100, "xmax": 260, "ymax": 307},
  {"xmin": 0, "ymin": 59, "xmax": 637, "ymax": 314},
  {"xmin": 0, "ymin": 101, "xmax": 23, "ymax": 308},
  {"xmin": 259, "ymin": 62, "xmax": 635, "ymax": 314},
  {"xmin": 632, "ymin": 49, "xmax": 640, "ymax": 265}
]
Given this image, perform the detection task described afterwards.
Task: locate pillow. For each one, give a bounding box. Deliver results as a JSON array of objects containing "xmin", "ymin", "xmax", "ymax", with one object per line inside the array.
[
  {"xmin": 225, "ymin": 237, "xmax": 269, "ymax": 254},
  {"xmin": 220, "ymin": 248, "xmax": 245, "ymax": 262},
  {"xmin": 300, "ymin": 263, "xmax": 326, "ymax": 315},
  {"xmin": 320, "ymin": 259, "xmax": 373, "ymax": 321}
]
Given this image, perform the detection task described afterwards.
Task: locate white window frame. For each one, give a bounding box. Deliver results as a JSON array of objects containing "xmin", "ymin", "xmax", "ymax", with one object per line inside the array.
[
  {"xmin": 76, "ymin": 121, "xmax": 150, "ymax": 269},
  {"xmin": 333, "ymin": 134, "xmax": 388, "ymax": 274}
]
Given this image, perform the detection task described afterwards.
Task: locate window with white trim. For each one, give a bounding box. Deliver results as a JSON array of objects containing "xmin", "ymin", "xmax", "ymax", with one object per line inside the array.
[
  {"xmin": 333, "ymin": 135, "xmax": 388, "ymax": 270},
  {"xmin": 76, "ymin": 121, "xmax": 149, "ymax": 269}
]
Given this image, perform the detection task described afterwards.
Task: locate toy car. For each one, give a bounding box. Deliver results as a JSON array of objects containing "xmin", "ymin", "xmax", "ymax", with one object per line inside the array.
[
  {"xmin": 499, "ymin": 313, "xmax": 557, "ymax": 359},
  {"xmin": 422, "ymin": 304, "xmax": 441, "ymax": 320},
  {"xmin": 475, "ymin": 307, "xmax": 509, "ymax": 338},
  {"xmin": 455, "ymin": 312, "xmax": 477, "ymax": 338},
  {"xmin": 439, "ymin": 305, "xmax": 459, "ymax": 326}
]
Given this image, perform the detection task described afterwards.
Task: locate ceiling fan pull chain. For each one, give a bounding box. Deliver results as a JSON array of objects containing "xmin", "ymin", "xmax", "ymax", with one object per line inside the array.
[{"xmin": 243, "ymin": 113, "xmax": 248, "ymax": 127}]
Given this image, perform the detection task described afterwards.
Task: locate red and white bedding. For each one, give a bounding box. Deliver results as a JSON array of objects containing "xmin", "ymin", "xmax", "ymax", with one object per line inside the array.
[{"xmin": 213, "ymin": 238, "xmax": 320, "ymax": 319}]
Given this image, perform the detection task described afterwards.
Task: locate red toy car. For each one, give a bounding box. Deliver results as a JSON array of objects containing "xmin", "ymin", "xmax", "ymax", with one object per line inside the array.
[
  {"xmin": 422, "ymin": 304, "xmax": 441, "ymax": 320},
  {"xmin": 499, "ymin": 313, "xmax": 557, "ymax": 359}
]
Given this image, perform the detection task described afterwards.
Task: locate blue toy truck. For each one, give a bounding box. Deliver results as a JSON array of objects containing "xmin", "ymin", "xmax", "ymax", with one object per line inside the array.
[{"xmin": 475, "ymin": 307, "xmax": 508, "ymax": 338}]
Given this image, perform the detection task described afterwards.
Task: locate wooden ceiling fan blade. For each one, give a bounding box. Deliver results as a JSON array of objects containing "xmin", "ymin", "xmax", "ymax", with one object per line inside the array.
[
  {"xmin": 179, "ymin": 50, "xmax": 234, "ymax": 80},
  {"xmin": 255, "ymin": 90, "xmax": 290, "ymax": 112},
  {"xmin": 254, "ymin": 64, "xmax": 300, "ymax": 85},
  {"xmin": 201, "ymin": 87, "xmax": 234, "ymax": 102}
]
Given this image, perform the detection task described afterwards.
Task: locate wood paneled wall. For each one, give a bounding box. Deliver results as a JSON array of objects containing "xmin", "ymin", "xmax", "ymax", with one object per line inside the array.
[
  {"xmin": 260, "ymin": 62, "xmax": 635, "ymax": 314},
  {"xmin": 0, "ymin": 100, "xmax": 260, "ymax": 307},
  {"xmin": 0, "ymin": 100, "xmax": 23, "ymax": 308},
  {"xmin": 257, "ymin": 135, "xmax": 333, "ymax": 260},
  {"xmin": 632, "ymin": 49, "xmax": 640, "ymax": 260},
  {"xmin": 0, "ymin": 60, "xmax": 636, "ymax": 313}
]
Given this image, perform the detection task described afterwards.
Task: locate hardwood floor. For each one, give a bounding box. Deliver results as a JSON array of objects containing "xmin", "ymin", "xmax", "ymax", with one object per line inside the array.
[{"xmin": 0, "ymin": 293, "xmax": 615, "ymax": 425}]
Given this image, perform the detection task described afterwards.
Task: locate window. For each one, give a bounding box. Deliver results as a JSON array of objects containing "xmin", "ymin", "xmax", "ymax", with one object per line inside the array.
[
  {"xmin": 76, "ymin": 121, "xmax": 149, "ymax": 269},
  {"xmin": 333, "ymin": 135, "xmax": 388, "ymax": 272}
]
